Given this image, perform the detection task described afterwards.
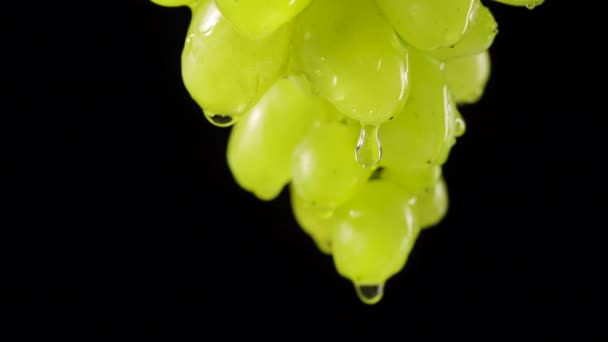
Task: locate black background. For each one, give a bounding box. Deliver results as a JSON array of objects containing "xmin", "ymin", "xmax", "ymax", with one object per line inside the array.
[{"xmin": 4, "ymin": 0, "xmax": 606, "ymax": 338}]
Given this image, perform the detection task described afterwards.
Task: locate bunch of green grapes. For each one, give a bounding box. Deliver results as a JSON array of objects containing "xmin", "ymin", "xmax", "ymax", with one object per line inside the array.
[{"xmin": 151, "ymin": 0, "xmax": 543, "ymax": 304}]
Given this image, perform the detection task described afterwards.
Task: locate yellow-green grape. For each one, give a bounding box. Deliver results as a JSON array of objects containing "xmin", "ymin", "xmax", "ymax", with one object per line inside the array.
[
  {"xmin": 150, "ymin": 0, "xmax": 543, "ymax": 306},
  {"xmin": 151, "ymin": 0, "xmax": 194, "ymax": 7},
  {"xmin": 382, "ymin": 166, "xmax": 442, "ymax": 197},
  {"xmin": 227, "ymin": 75, "xmax": 327, "ymax": 201},
  {"xmin": 292, "ymin": 0, "xmax": 410, "ymax": 126},
  {"xmin": 492, "ymin": 0, "xmax": 544, "ymax": 8},
  {"xmin": 414, "ymin": 177, "xmax": 448, "ymax": 229},
  {"xmin": 291, "ymin": 122, "xmax": 372, "ymax": 210},
  {"xmin": 332, "ymin": 179, "xmax": 419, "ymax": 304},
  {"xmin": 215, "ymin": 0, "xmax": 311, "ymax": 40},
  {"xmin": 376, "ymin": 0, "xmax": 481, "ymax": 52},
  {"xmin": 380, "ymin": 46, "xmax": 456, "ymax": 173},
  {"xmin": 444, "ymin": 50, "xmax": 491, "ymax": 105},
  {"xmin": 290, "ymin": 185, "xmax": 335, "ymax": 254},
  {"xmin": 182, "ymin": 0, "xmax": 290, "ymax": 126},
  {"xmin": 428, "ymin": 5, "xmax": 497, "ymax": 61}
]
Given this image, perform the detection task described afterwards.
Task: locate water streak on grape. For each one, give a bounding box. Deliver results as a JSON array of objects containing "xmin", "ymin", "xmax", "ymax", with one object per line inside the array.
[
  {"xmin": 355, "ymin": 124, "xmax": 382, "ymax": 168},
  {"xmin": 355, "ymin": 283, "xmax": 385, "ymax": 305}
]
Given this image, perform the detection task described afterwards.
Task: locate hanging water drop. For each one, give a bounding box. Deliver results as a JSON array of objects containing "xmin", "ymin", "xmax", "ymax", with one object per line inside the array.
[
  {"xmin": 525, "ymin": 3, "xmax": 536, "ymax": 10},
  {"xmin": 454, "ymin": 116, "xmax": 466, "ymax": 137},
  {"xmin": 204, "ymin": 110, "xmax": 236, "ymax": 127},
  {"xmin": 355, "ymin": 283, "xmax": 384, "ymax": 305},
  {"xmin": 355, "ymin": 124, "xmax": 382, "ymax": 168}
]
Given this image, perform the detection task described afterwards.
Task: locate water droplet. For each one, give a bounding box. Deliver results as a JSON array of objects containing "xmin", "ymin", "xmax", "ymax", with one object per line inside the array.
[
  {"xmin": 444, "ymin": 31, "xmax": 460, "ymax": 46},
  {"xmin": 355, "ymin": 124, "xmax": 382, "ymax": 169},
  {"xmin": 454, "ymin": 117, "xmax": 466, "ymax": 137},
  {"xmin": 525, "ymin": 2, "xmax": 536, "ymax": 9},
  {"xmin": 355, "ymin": 283, "xmax": 384, "ymax": 305},
  {"xmin": 204, "ymin": 111, "xmax": 236, "ymax": 127},
  {"xmin": 308, "ymin": 204, "xmax": 334, "ymax": 219}
]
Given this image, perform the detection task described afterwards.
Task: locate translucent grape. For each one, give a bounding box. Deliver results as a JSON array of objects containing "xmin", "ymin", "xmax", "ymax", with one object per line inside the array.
[
  {"xmin": 227, "ymin": 75, "xmax": 326, "ymax": 201},
  {"xmin": 332, "ymin": 179, "xmax": 419, "ymax": 303},
  {"xmin": 291, "ymin": 121, "xmax": 372, "ymax": 210},
  {"xmin": 215, "ymin": 0, "xmax": 311, "ymax": 40},
  {"xmin": 290, "ymin": 185, "xmax": 335, "ymax": 254},
  {"xmin": 182, "ymin": 0, "xmax": 290, "ymax": 124},
  {"xmin": 292, "ymin": 0, "xmax": 410, "ymax": 126},
  {"xmin": 428, "ymin": 5, "xmax": 497, "ymax": 61},
  {"xmin": 150, "ymin": 0, "xmax": 543, "ymax": 306},
  {"xmin": 414, "ymin": 177, "xmax": 448, "ymax": 229},
  {"xmin": 380, "ymin": 46, "xmax": 456, "ymax": 173},
  {"xmin": 376, "ymin": 0, "xmax": 481, "ymax": 52},
  {"xmin": 444, "ymin": 50, "xmax": 491, "ymax": 104}
]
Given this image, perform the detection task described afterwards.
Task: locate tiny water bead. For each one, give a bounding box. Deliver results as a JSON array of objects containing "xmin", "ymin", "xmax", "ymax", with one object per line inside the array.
[
  {"xmin": 206, "ymin": 113, "xmax": 236, "ymax": 127},
  {"xmin": 454, "ymin": 116, "xmax": 467, "ymax": 137},
  {"xmin": 492, "ymin": 0, "xmax": 545, "ymax": 9},
  {"xmin": 355, "ymin": 124, "xmax": 383, "ymax": 169},
  {"xmin": 151, "ymin": 0, "xmax": 545, "ymax": 305},
  {"xmin": 355, "ymin": 284, "xmax": 385, "ymax": 305}
]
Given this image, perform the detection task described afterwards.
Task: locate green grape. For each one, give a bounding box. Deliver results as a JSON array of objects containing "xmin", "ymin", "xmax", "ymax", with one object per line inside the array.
[
  {"xmin": 227, "ymin": 75, "xmax": 327, "ymax": 201},
  {"xmin": 151, "ymin": 0, "xmax": 194, "ymax": 7},
  {"xmin": 382, "ymin": 166, "xmax": 442, "ymax": 197},
  {"xmin": 290, "ymin": 185, "xmax": 335, "ymax": 254},
  {"xmin": 380, "ymin": 46, "xmax": 456, "ymax": 173},
  {"xmin": 150, "ymin": 0, "xmax": 542, "ymax": 306},
  {"xmin": 414, "ymin": 177, "xmax": 448, "ymax": 229},
  {"xmin": 332, "ymin": 179, "xmax": 419, "ymax": 304},
  {"xmin": 215, "ymin": 0, "xmax": 311, "ymax": 40},
  {"xmin": 492, "ymin": 0, "xmax": 544, "ymax": 8},
  {"xmin": 291, "ymin": 121, "xmax": 372, "ymax": 210},
  {"xmin": 444, "ymin": 51, "xmax": 491, "ymax": 104},
  {"xmin": 182, "ymin": 0, "xmax": 290, "ymax": 126},
  {"xmin": 428, "ymin": 5, "xmax": 497, "ymax": 61},
  {"xmin": 292, "ymin": 0, "xmax": 410, "ymax": 126},
  {"xmin": 376, "ymin": 0, "xmax": 481, "ymax": 52}
]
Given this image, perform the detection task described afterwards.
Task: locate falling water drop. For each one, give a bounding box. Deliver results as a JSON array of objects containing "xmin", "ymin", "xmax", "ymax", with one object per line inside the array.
[
  {"xmin": 355, "ymin": 283, "xmax": 385, "ymax": 305},
  {"xmin": 355, "ymin": 124, "xmax": 382, "ymax": 169}
]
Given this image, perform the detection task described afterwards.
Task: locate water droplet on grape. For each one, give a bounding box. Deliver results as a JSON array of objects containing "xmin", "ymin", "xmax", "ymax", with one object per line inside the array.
[
  {"xmin": 204, "ymin": 111, "xmax": 236, "ymax": 127},
  {"xmin": 525, "ymin": 3, "xmax": 536, "ymax": 9},
  {"xmin": 307, "ymin": 203, "xmax": 334, "ymax": 219},
  {"xmin": 355, "ymin": 124, "xmax": 382, "ymax": 169},
  {"xmin": 454, "ymin": 117, "xmax": 466, "ymax": 137},
  {"xmin": 355, "ymin": 283, "xmax": 384, "ymax": 305},
  {"xmin": 445, "ymin": 31, "xmax": 460, "ymax": 46}
]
